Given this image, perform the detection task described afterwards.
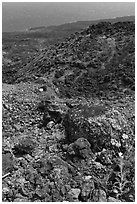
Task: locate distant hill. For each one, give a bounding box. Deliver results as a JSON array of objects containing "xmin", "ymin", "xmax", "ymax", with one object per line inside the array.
[
  {"xmin": 28, "ymin": 16, "xmax": 135, "ymax": 33},
  {"xmin": 2, "ymin": 16, "xmax": 135, "ymax": 85},
  {"xmin": 3, "ymin": 16, "xmax": 135, "ymax": 43}
]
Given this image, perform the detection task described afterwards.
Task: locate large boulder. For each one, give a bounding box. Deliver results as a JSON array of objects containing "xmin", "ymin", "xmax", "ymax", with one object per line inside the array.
[
  {"xmin": 67, "ymin": 137, "xmax": 95, "ymax": 159},
  {"xmin": 63, "ymin": 103, "xmax": 131, "ymax": 152}
]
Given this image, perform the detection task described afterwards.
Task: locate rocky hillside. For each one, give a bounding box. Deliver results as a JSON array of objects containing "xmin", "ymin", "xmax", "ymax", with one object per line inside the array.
[
  {"xmin": 2, "ymin": 20, "xmax": 135, "ymax": 202},
  {"xmin": 16, "ymin": 21, "xmax": 135, "ymax": 98}
]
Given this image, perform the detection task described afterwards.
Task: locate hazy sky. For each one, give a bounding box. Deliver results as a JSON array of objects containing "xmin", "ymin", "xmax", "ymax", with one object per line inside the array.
[{"xmin": 2, "ymin": 2, "xmax": 135, "ymax": 32}]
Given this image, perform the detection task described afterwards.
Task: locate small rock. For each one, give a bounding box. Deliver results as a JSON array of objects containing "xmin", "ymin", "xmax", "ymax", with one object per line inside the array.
[
  {"xmin": 107, "ymin": 196, "xmax": 121, "ymax": 202},
  {"xmin": 98, "ymin": 189, "xmax": 107, "ymax": 202},
  {"xmin": 68, "ymin": 188, "xmax": 81, "ymax": 199},
  {"xmin": 122, "ymin": 133, "xmax": 128, "ymax": 139},
  {"xmin": 111, "ymin": 138, "xmax": 121, "ymax": 147},
  {"xmin": 84, "ymin": 175, "xmax": 92, "ymax": 181},
  {"xmin": 2, "ymin": 187, "xmax": 10, "ymax": 194},
  {"xmin": 61, "ymin": 186, "xmax": 66, "ymax": 196},
  {"xmin": 2, "ymin": 187, "xmax": 13, "ymax": 201},
  {"xmin": 80, "ymin": 180, "xmax": 94, "ymax": 201},
  {"xmin": 39, "ymin": 88, "xmax": 43, "ymax": 92},
  {"xmin": 62, "ymin": 144, "xmax": 68, "ymax": 151},
  {"xmin": 75, "ymin": 137, "xmax": 91, "ymax": 149},
  {"xmin": 40, "ymin": 85, "xmax": 47, "ymax": 92},
  {"xmin": 47, "ymin": 121, "xmax": 55, "ymax": 129}
]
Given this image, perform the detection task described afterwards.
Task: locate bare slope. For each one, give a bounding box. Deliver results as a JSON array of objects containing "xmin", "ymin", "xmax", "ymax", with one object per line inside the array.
[{"xmin": 16, "ymin": 21, "xmax": 135, "ymax": 99}]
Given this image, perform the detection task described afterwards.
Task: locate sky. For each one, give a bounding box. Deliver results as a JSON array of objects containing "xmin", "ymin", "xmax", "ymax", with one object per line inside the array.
[{"xmin": 2, "ymin": 2, "xmax": 135, "ymax": 32}]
